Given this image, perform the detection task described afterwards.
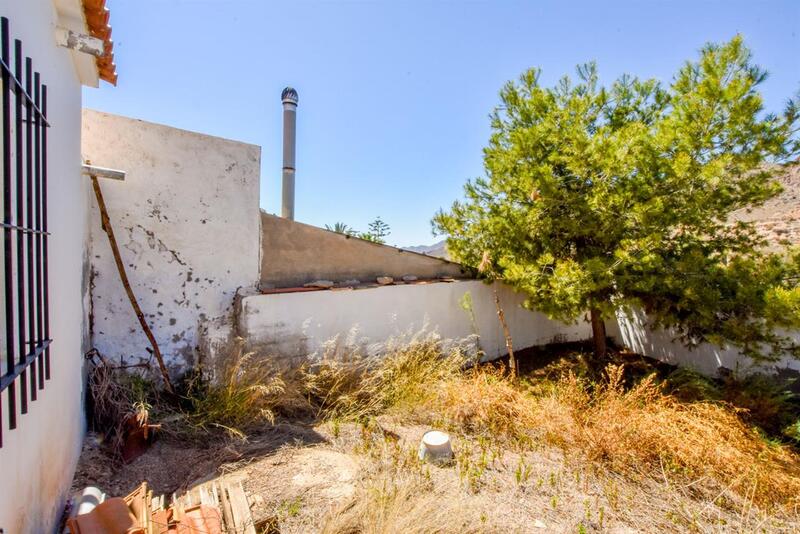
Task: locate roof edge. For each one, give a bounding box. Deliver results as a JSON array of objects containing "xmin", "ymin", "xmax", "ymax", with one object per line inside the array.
[{"xmin": 81, "ymin": 0, "xmax": 116, "ymax": 85}]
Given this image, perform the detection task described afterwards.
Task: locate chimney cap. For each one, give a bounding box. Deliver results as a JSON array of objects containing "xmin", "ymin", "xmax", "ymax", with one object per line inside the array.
[{"xmin": 281, "ymin": 87, "xmax": 299, "ymax": 105}]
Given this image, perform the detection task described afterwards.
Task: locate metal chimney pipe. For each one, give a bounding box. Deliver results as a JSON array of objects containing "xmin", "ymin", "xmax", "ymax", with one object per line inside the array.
[{"xmin": 281, "ymin": 87, "xmax": 299, "ymax": 220}]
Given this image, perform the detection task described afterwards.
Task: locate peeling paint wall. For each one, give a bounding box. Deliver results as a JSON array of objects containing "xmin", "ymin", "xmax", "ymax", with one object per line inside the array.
[
  {"xmin": 260, "ymin": 212, "xmax": 466, "ymax": 288},
  {"xmin": 81, "ymin": 110, "xmax": 261, "ymax": 373},
  {"xmin": 238, "ymin": 280, "xmax": 591, "ymax": 363},
  {"xmin": 0, "ymin": 2, "xmax": 91, "ymax": 532},
  {"xmin": 608, "ymin": 308, "xmax": 800, "ymax": 377}
]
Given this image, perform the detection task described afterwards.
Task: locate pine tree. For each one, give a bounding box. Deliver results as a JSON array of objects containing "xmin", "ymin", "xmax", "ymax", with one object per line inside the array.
[
  {"xmin": 435, "ymin": 37, "xmax": 800, "ymax": 360},
  {"xmin": 361, "ymin": 217, "xmax": 391, "ymax": 244}
]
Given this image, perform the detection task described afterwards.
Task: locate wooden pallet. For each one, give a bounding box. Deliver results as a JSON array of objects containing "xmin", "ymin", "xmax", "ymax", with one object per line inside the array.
[{"xmin": 172, "ymin": 475, "xmax": 256, "ymax": 534}]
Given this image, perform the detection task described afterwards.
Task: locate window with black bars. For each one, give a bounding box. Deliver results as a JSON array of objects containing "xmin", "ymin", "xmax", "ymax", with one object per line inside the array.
[{"xmin": 0, "ymin": 16, "xmax": 52, "ymax": 448}]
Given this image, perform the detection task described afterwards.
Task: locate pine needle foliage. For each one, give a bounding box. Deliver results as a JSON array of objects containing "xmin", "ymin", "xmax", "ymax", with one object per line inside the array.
[{"xmin": 434, "ymin": 36, "xmax": 800, "ymax": 361}]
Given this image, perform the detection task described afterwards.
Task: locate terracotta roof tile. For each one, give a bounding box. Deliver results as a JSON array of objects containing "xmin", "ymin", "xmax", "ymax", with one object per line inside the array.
[{"xmin": 81, "ymin": 0, "xmax": 117, "ymax": 85}]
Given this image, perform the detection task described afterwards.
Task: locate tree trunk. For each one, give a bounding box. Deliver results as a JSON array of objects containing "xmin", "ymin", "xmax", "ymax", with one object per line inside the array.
[
  {"xmin": 590, "ymin": 307, "xmax": 607, "ymax": 360},
  {"xmin": 494, "ymin": 287, "xmax": 516, "ymax": 378}
]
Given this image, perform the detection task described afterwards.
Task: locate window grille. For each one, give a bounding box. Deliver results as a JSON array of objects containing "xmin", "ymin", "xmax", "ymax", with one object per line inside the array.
[{"xmin": 0, "ymin": 16, "xmax": 51, "ymax": 447}]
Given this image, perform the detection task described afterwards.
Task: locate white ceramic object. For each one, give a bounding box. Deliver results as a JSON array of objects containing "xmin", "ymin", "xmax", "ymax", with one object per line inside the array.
[
  {"xmin": 418, "ymin": 430, "xmax": 454, "ymax": 465},
  {"xmin": 64, "ymin": 485, "xmax": 105, "ymax": 530}
]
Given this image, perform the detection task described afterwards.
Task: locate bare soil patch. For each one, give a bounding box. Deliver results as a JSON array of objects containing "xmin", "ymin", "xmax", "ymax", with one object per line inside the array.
[{"xmin": 71, "ymin": 416, "xmax": 799, "ymax": 533}]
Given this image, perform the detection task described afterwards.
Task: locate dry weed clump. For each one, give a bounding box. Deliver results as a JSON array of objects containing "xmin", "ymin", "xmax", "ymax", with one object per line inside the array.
[
  {"xmin": 185, "ymin": 343, "xmax": 309, "ymax": 437},
  {"xmin": 436, "ymin": 367, "xmax": 539, "ymax": 440},
  {"xmin": 543, "ymin": 366, "xmax": 800, "ymax": 512},
  {"xmin": 305, "ymin": 337, "xmax": 465, "ymax": 421},
  {"xmin": 183, "ymin": 335, "xmax": 465, "ymax": 437},
  {"xmin": 666, "ymin": 367, "xmax": 800, "ymax": 441},
  {"xmin": 85, "ymin": 350, "xmax": 157, "ymax": 457},
  {"xmin": 436, "ymin": 366, "xmax": 800, "ymax": 512}
]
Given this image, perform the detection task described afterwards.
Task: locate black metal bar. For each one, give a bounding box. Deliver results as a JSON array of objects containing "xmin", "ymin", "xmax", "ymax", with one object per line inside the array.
[
  {"xmin": 21, "ymin": 55, "xmax": 33, "ymax": 404},
  {"xmin": 16, "ymin": 118, "xmax": 50, "ymax": 127},
  {"xmin": 33, "ymin": 71, "xmax": 42, "ymax": 392},
  {"xmin": 1, "ymin": 16, "xmax": 15, "ymax": 438},
  {"xmin": 16, "ymin": 119, "xmax": 47, "ymax": 126},
  {"xmin": 41, "ymin": 84, "xmax": 49, "ymax": 381},
  {"xmin": 13, "ymin": 38, "xmax": 29, "ymax": 411},
  {"xmin": 0, "ymin": 17, "xmax": 52, "ymax": 445},
  {"xmin": 0, "ymin": 223, "xmax": 49, "ymax": 235},
  {"xmin": 0, "ymin": 58, "xmax": 50, "ymax": 127},
  {"xmin": 0, "ymin": 340, "xmax": 51, "ymax": 392}
]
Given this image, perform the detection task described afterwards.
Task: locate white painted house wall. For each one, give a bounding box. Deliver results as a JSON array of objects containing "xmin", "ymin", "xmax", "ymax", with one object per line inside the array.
[
  {"xmin": 609, "ymin": 308, "xmax": 800, "ymax": 377},
  {"xmin": 81, "ymin": 110, "xmax": 261, "ymax": 372},
  {"xmin": 0, "ymin": 1, "xmax": 93, "ymax": 532},
  {"xmin": 238, "ymin": 280, "xmax": 591, "ymax": 362}
]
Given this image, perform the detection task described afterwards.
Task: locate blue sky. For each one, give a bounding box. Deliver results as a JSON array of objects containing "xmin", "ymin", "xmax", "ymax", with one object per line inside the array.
[{"xmin": 84, "ymin": 0, "xmax": 800, "ymax": 247}]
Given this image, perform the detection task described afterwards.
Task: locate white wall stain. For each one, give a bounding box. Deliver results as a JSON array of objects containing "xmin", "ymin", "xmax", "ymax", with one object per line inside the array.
[{"xmin": 82, "ymin": 110, "xmax": 261, "ymax": 372}]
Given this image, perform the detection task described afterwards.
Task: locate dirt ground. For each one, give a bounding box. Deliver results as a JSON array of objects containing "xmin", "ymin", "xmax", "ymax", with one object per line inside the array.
[
  {"xmin": 71, "ymin": 422, "xmax": 327, "ymax": 498},
  {"xmin": 71, "ymin": 416, "xmax": 798, "ymax": 533},
  {"xmin": 71, "ymin": 345, "xmax": 800, "ymax": 533}
]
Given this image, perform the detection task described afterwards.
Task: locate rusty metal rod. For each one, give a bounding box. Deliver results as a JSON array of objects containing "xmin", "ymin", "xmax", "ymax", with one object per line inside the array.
[{"xmin": 89, "ymin": 174, "xmax": 174, "ymax": 394}]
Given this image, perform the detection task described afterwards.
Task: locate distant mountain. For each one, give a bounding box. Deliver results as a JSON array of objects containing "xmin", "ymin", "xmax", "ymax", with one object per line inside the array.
[
  {"xmin": 403, "ymin": 165, "xmax": 799, "ymax": 263},
  {"xmin": 404, "ymin": 239, "xmax": 450, "ymax": 260},
  {"xmin": 729, "ymin": 162, "xmax": 799, "ymax": 250}
]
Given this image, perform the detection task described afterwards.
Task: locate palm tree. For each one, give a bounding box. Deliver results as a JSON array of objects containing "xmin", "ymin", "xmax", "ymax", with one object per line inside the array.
[{"xmin": 325, "ymin": 222, "xmax": 357, "ymax": 236}]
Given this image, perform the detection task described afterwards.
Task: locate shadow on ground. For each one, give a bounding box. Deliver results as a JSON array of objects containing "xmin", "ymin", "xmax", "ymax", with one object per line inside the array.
[{"xmin": 71, "ymin": 421, "xmax": 327, "ymax": 497}]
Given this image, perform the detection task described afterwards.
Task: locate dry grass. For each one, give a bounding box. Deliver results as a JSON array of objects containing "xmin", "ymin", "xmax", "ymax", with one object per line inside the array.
[
  {"xmin": 307, "ymin": 342, "xmax": 800, "ymax": 516},
  {"xmin": 94, "ymin": 334, "xmax": 800, "ymax": 527},
  {"xmin": 305, "ymin": 337, "xmax": 465, "ymax": 420},
  {"xmin": 538, "ymin": 367, "xmax": 800, "ymax": 512},
  {"xmin": 320, "ymin": 434, "xmax": 490, "ymax": 534},
  {"xmin": 182, "ymin": 335, "xmax": 464, "ymax": 438},
  {"xmin": 312, "ymin": 423, "xmax": 796, "ymax": 533},
  {"xmin": 183, "ymin": 340, "xmax": 309, "ymax": 437},
  {"xmin": 85, "ymin": 350, "xmax": 156, "ymax": 457},
  {"xmin": 321, "ymin": 465, "xmax": 466, "ymax": 534}
]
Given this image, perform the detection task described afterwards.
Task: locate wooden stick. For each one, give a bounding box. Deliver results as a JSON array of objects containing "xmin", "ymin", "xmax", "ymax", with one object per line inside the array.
[
  {"xmin": 90, "ymin": 175, "xmax": 175, "ymax": 394},
  {"xmin": 218, "ymin": 480, "xmax": 236, "ymax": 532},
  {"xmin": 494, "ymin": 286, "xmax": 516, "ymax": 378}
]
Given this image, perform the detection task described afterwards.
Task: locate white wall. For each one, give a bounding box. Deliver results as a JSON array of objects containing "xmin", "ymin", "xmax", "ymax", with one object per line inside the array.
[
  {"xmin": 238, "ymin": 280, "xmax": 591, "ymax": 361},
  {"xmin": 241, "ymin": 282, "xmax": 800, "ymax": 377},
  {"xmin": 81, "ymin": 110, "xmax": 261, "ymax": 372},
  {"xmin": 0, "ymin": 1, "xmax": 91, "ymax": 532},
  {"xmin": 609, "ymin": 308, "xmax": 800, "ymax": 377}
]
